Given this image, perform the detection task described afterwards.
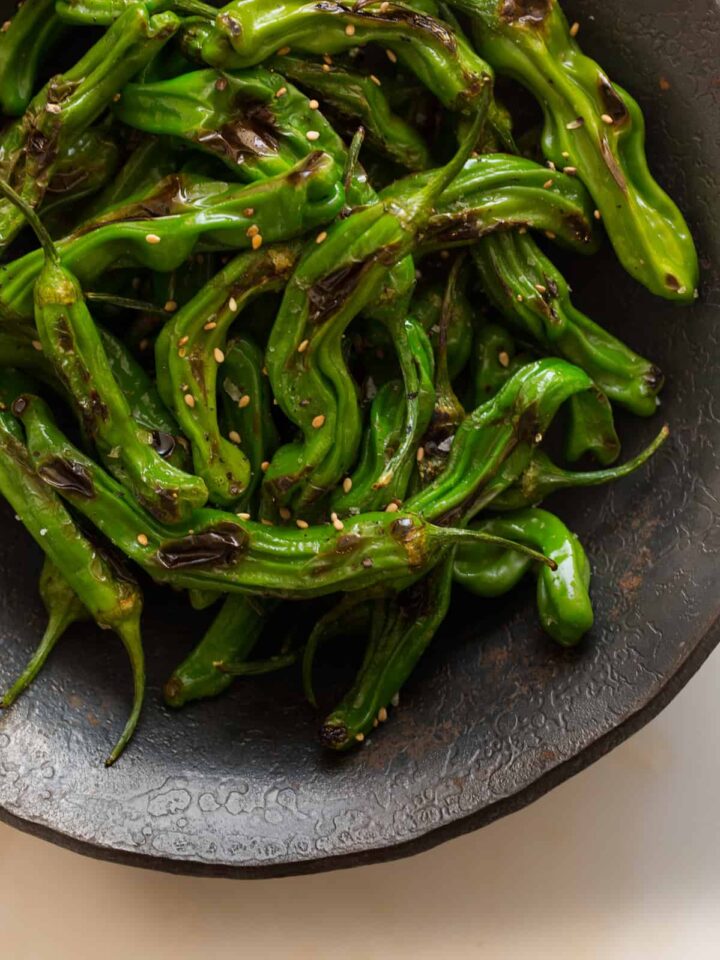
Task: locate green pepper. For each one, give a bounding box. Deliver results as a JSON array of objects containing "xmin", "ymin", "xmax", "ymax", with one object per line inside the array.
[
  {"xmin": 0, "ymin": 151, "xmax": 345, "ymax": 325},
  {"xmin": 412, "ymin": 280, "xmax": 474, "ymax": 381},
  {"xmin": 0, "ymin": 0, "xmax": 68, "ymax": 117},
  {"xmin": 454, "ymin": 508, "xmax": 593, "ymax": 646},
  {"xmin": 0, "ymin": 4, "xmax": 181, "ymax": 252},
  {"xmin": 1, "ymin": 558, "xmax": 89, "ymax": 709},
  {"xmin": 449, "ymin": 0, "xmax": 698, "ymax": 301},
  {"xmin": 473, "ymin": 322, "xmax": 531, "ymax": 405}
]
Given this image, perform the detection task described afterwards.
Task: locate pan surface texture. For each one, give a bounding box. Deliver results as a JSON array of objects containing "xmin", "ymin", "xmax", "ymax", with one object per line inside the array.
[{"xmin": 0, "ymin": 0, "xmax": 717, "ymax": 877}]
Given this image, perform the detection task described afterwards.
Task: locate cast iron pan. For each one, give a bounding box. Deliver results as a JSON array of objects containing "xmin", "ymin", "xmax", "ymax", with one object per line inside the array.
[{"xmin": 0, "ymin": 0, "xmax": 717, "ymax": 878}]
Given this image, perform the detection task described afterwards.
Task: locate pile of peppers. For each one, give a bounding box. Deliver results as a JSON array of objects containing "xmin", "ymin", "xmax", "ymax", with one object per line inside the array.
[{"xmin": 0, "ymin": 0, "xmax": 694, "ymax": 761}]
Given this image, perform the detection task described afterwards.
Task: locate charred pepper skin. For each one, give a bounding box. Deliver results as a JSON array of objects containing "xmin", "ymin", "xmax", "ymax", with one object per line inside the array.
[
  {"xmin": 454, "ymin": 508, "xmax": 593, "ymax": 646},
  {"xmin": 450, "ymin": 0, "xmax": 698, "ymax": 301},
  {"xmin": 0, "ymin": 0, "xmax": 68, "ymax": 117},
  {"xmin": 0, "ymin": 5, "xmax": 181, "ymax": 253}
]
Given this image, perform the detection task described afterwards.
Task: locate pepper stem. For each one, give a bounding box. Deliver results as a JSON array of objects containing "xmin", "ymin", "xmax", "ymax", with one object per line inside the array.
[
  {"xmin": 86, "ymin": 292, "xmax": 168, "ymax": 316},
  {"xmin": 418, "ymin": 100, "xmax": 487, "ymax": 212},
  {"xmin": 217, "ymin": 650, "xmax": 300, "ymax": 676},
  {"xmin": 105, "ymin": 618, "xmax": 145, "ymax": 767},
  {"xmin": 343, "ymin": 125, "xmax": 366, "ymax": 196},
  {"xmin": 0, "ymin": 179, "xmax": 59, "ymax": 265},
  {"xmin": 440, "ymin": 526, "xmax": 558, "ymax": 570}
]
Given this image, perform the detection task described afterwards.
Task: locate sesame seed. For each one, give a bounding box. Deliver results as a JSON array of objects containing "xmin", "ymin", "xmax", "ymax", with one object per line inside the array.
[
  {"xmin": 184, "ymin": 393, "xmax": 196, "ymax": 408},
  {"xmin": 322, "ymin": 64, "xmax": 331, "ymax": 73},
  {"xmin": 333, "ymin": 517, "xmax": 344, "ymax": 531},
  {"xmin": 228, "ymin": 297, "xmax": 238, "ymax": 312},
  {"xmin": 296, "ymin": 519, "xmax": 309, "ymax": 529},
  {"xmin": 279, "ymin": 507, "xmax": 292, "ymax": 520},
  {"xmin": 594, "ymin": 209, "xmax": 602, "ymax": 220},
  {"xmin": 215, "ymin": 77, "xmax": 228, "ymax": 91},
  {"xmin": 498, "ymin": 350, "xmax": 510, "ymax": 368},
  {"xmin": 516, "ymin": 294, "xmax": 524, "ymax": 302},
  {"xmin": 214, "ymin": 347, "xmax": 225, "ymax": 363},
  {"xmin": 311, "ymin": 414, "xmax": 325, "ymax": 429},
  {"xmin": 601, "ymin": 113, "xmax": 614, "ymax": 124},
  {"xmin": 137, "ymin": 534, "xmax": 149, "ymax": 546},
  {"xmin": 391, "ymin": 692, "xmax": 400, "ymax": 707},
  {"xmin": 416, "ymin": 447, "xmax": 425, "ymax": 463},
  {"xmin": 204, "ymin": 321, "xmax": 217, "ymax": 331},
  {"xmin": 315, "ymin": 231, "xmax": 327, "ymax": 244},
  {"xmin": 228, "ymin": 431, "xmax": 241, "ymax": 444},
  {"xmin": 362, "ymin": 557, "xmax": 374, "ymax": 568},
  {"xmin": 561, "ymin": 151, "xmax": 570, "ymax": 159},
  {"xmin": 385, "ymin": 502, "xmax": 399, "ymax": 513},
  {"xmin": 238, "ymin": 394, "xmax": 251, "ymax": 408},
  {"xmin": 306, "ymin": 130, "xmax": 320, "ymax": 141},
  {"xmin": 243, "ymin": 207, "xmax": 255, "ymax": 217},
  {"xmin": 546, "ymin": 160, "xmax": 556, "ymax": 170},
  {"xmin": 569, "ymin": 21, "xmax": 580, "ymax": 36},
  {"xmin": 518, "ymin": 226, "xmax": 528, "ymax": 234},
  {"xmin": 370, "ymin": 74, "xmax": 381, "ymax": 86},
  {"xmin": 45, "ymin": 103, "xmax": 61, "ymax": 114},
  {"xmin": 251, "ymin": 234, "xmax": 263, "ymax": 250},
  {"xmin": 261, "ymin": 460, "xmax": 270, "ymax": 471},
  {"xmin": 566, "ymin": 117, "xmax": 584, "ymax": 130},
  {"xmin": 563, "ymin": 166, "xmax": 577, "ymax": 175},
  {"xmin": 355, "ymin": 732, "xmax": 364, "ymax": 742},
  {"xmin": 373, "ymin": 718, "xmax": 379, "ymax": 728},
  {"xmin": 1, "ymin": 20, "xmax": 11, "ymax": 32},
  {"xmin": 534, "ymin": 432, "xmax": 543, "ymax": 444},
  {"xmin": 32, "ymin": 340, "xmax": 43, "ymax": 352},
  {"xmin": 261, "ymin": 366, "xmax": 268, "ymax": 376},
  {"xmin": 164, "ymin": 300, "xmax": 178, "ymax": 313},
  {"xmin": 237, "ymin": 512, "xmax": 251, "ymax": 520},
  {"xmin": 261, "ymin": 518, "xmax": 274, "ymax": 526},
  {"xmin": 277, "ymin": 46, "xmax": 291, "ymax": 55},
  {"xmin": 380, "ymin": 1, "xmax": 389, "ymax": 10},
  {"xmin": 309, "ymin": 99, "xmax": 319, "ymax": 109},
  {"xmin": 545, "ymin": 231, "xmax": 557, "ymax": 240},
  {"xmin": 275, "ymin": 86, "xmax": 287, "ymax": 98},
  {"xmin": 297, "ymin": 339, "xmax": 309, "ymax": 353},
  {"xmin": 378, "ymin": 707, "xmax": 388, "ymax": 722},
  {"xmin": 343, "ymin": 477, "xmax": 352, "ymax": 493},
  {"xmin": 178, "ymin": 347, "xmax": 186, "ymax": 358},
  {"xmin": 535, "ymin": 284, "xmax": 547, "ymax": 293},
  {"xmin": 112, "ymin": 93, "xmax": 122, "ymax": 103},
  {"xmin": 345, "ymin": 23, "xmax": 355, "ymax": 35},
  {"xmin": 543, "ymin": 179, "xmax": 554, "ymax": 189},
  {"xmin": 145, "ymin": 233, "xmax": 161, "ymax": 244},
  {"xmin": 386, "ymin": 48, "xmax": 397, "ymax": 63},
  {"xmin": 323, "ymin": 54, "xmax": 333, "ymax": 65},
  {"xmin": 246, "ymin": 224, "xmax": 259, "ymax": 237}
]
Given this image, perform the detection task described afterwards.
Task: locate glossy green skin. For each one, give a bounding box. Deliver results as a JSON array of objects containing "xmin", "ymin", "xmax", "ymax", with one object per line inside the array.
[
  {"xmin": 275, "ymin": 56, "xmax": 431, "ymax": 172},
  {"xmin": 565, "ymin": 389, "xmax": 619, "ymax": 466},
  {"xmin": 321, "ymin": 554, "xmax": 454, "ymax": 749},
  {"xmin": 0, "ymin": 5, "xmax": 180, "ymax": 252},
  {"xmin": 0, "ymin": 398, "xmax": 144, "ymax": 765},
  {"xmin": 412, "ymin": 282, "xmax": 473, "ymax": 381},
  {"xmin": 55, "ymin": 0, "xmax": 174, "ymax": 25},
  {"xmin": 454, "ymin": 508, "xmax": 593, "ymax": 646},
  {"xmin": 0, "ymin": 0, "xmax": 67, "ymax": 116},
  {"xmin": 0, "ymin": 152, "xmax": 345, "ymax": 324},
  {"xmin": 220, "ymin": 336, "xmax": 280, "ymax": 506},
  {"xmin": 471, "ymin": 232, "xmax": 663, "ymax": 417},
  {"xmin": 406, "ymin": 358, "xmax": 595, "ymax": 523},
  {"xmin": 34, "ymin": 259, "xmax": 208, "ymax": 524},
  {"xmin": 1, "ymin": 558, "xmax": 89, "ymax": 709},
  {"xmin": 100, "ymin": 328, "xmax": 190, "ymax": 473},
  {"xmin": 155, "ymin": 243, "xmax": 298, "ymax": 507},
  {"xmin": 192, "ymin": 0, "xmax": 493, "ymax": 114},
  {"xmin": 473, "ymin": 322, "xmax": 530, "ymax": 405},
  {"xmin": 164, "ymin": 594, "xmax": 270, "ymax": 706},
  {"xmin": 454, "ymin": 0, "xmax": 698, "ymax": 301},
  {"xmin": 40, "ymin": 128, "xmax": 121, "ymax": 234},
  {"xmin": 491, "ymin": 427, "xmax": 669, "ymax": 512},
  {"xmin": 17, "ymin": 395, "xmax": 503, "ymax": 599}
]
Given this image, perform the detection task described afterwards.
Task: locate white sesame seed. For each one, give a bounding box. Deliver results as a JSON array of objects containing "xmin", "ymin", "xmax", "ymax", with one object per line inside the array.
[
  {"xmin": 306, "ymin": 130, "xmax": 320, "ymax": 141},
  {"xmin": 275, "ymin": 86, "xmax": 287, "ymax": 98},
  {"xmin": 237, "ymin": 512, "xmax": 251, "ymax": 520},
  {"xmin": 184, "ymin": 393, "xmax": 196, "ymax": 408},
  {"xmin": 543, "ymin": 179, "xmax": 554, "ymax": 189},
  {"xmin": 355, "ymin": 732, "xmax": 364, "ymax": 742},
  {"xmin": 137, "ymin": 533, "xmax": 149, "ymax": 546},
  {"xmin": 311, "ymin": 414, "xmax": 325, "ymax": 429},
  {"xmin": 238, "ymin": 394, "xmax": 251, "ymax": 408},
  {"xmin": 563, "ymin": 166, "xmax": 577, "ymax": 175},
  {"xmin": 277, "ymin": 46, "xmax": 291, "ymax": 55},
  {"xmin": 378, "ymin": 707, "xmax": 388, "ymax": 722},
  {"xmin": 566, "ymin": 118, "xmax": 584, "ymax": 130},
  {"xmin": 164, "ymin": 300, "xmax": 178, "ymax": 313},
  {"xmin": 296, "ymin": 519, "xmax": 309, "ymax": 529},
  {"xmin": 214, "ymin": 347, "xmax": 225, "ymax": 363},
  {"xmin": 386, "ymin": 49, "xmax": 397, "ymax": 63},
  {"xmin": 569, "ymin": 21, "xmax": 580, "ymax": 36},
  {"xmin": 32, "ymin": 340, "xmax": 43, "ymax": 352},
  {"xmin": 309, "ymin": 99, "xmax": 319, "ymax": 109},
  {"xmin": 251, "ymin": 234, "xmax": 263, "ymax": 250},
  {"xmin": 370, "ymin": 74, "xmax": 381, "ymax": 86},
  {"xmin": 279, "ymin": 507, "xmax": 292, "ymax": 520},
  {"xmin": 297, "ymin": 339, "xmax": 309, "ymax": 353},
  {"xmin": 594, "ymin": 209, "xmax": 602, "ymax": 220},
  {"xmin": 535, "ymin": 284, "xmax": 547, "ymax": 293},
  {"xmin": 498, "ymin": 351, "xmax": 510, "ymax": 368},
  {"xmin": 228, "ymin": 430, "xmax": 241, "ymax": 444},
  {"xmin": 204, "ymin": 321, "xmax": 217, "ymax": 331},
  {"xmin": 416, "ymin": 446, "xmax": 425, "ymax": 463},
  {"xmin": 345, "ymin": 23, "xmax": 355, "ymax": 35},
  {"xmin": 145, "ymin": 233, "xmax": 161, "ymax": 244},
  {"xmin": 45, "ymin": 103, "xmax": 61, "ymax": 115},
  {"xmin": 228, "ymin": 297, "xmax": 238, "ymax": 312},
  {"xmin": 333, "ymin": 517, "xmax": 344, "ymax": 531},
  {"xmin": 385, "ymin": 502, "xmax": 399, "ymax": 513},
  {"xmin": 315, "ymin": 231, "xmax": 327, "ymax": 244},
  {"xmin": 601, "ymin": 113, "xmax": 614, "ymax": 125},
  {"xmin": 261, "ymin": 460, "xmax": 270, "ymax": 471},
  {"xmin": 343, "ymin": 477, "xmax": 352, "ymax": 493}
]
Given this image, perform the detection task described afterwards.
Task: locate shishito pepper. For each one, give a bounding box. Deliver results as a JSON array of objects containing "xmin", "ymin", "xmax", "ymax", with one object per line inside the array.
[
  {"xmin": 0, "ymin": 0, "xmax": 68, "ymax": 117},
  {"xmin": 454, "ymin": 508, "xmax": 593, "ymax": 646},
  {"xmin": 448, "ymin": 0, "xmax": 698, "ymax": 301}
]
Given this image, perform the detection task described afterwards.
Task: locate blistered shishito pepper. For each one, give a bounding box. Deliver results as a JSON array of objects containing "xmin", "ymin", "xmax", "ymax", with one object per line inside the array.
[
  {"xmin": 454, "ymin": 508, "xmax": 593, "ymax": 646},
  {"xmin": 263, "ymin": 113, "xmax": 484, "ymax": 515},
  {"xmin": 412, "ymin": 280, "xmax": 473, "ymax": 381},
  {"xmin": 0, "ymin": 5, "xmax": 180, "ymax": 252},
  {"xmin": 0, "ymin": 0, "xmax": 68, "ymax": 117},
  {"xmin": 188, "ymin": 0, "xmax": 493, "ymax": 115},
  {"xmin": 0, "ymin": 394, "xmax": 145, "ymax": 765},
  {"xmin": 450, "ymin": 0, "xmax": 698, "ymax": 301},
  {"xmin": 0, "ymin": 151, "xmax": 344, "ymax": 324},
  {"xmin": 17, "ymin": 392, "xmax": 551, "ymax": 598},
  {"xmin": 471, "ymin": 232, "xmax": 663, "ymax": 417},
  {"xmin": 155, "ymin": 243, "xmax": 299, "ymax": 507},
  {"xmin": 164, "ymin": 594, "xmax": 271, "ymax": 706},
  {"xmin": 273, "ymin": 55, "xmax": 431, "ymax": 172},
  {"xmin": 1, "ymin": 558, "xmax": 89, "ymax": 709},
  {"xmin": 473, "ymin": 322, "xmax": 530, "ymax": 405}
]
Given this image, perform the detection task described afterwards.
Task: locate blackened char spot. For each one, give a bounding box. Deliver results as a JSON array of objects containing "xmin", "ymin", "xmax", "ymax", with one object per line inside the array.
[
  {"xmin": 151, "ymin": 431, "xmax": 176, "ymax": 458},
  {"xmin": 25, "ymin": 128, "xmax": 58, "ymax": 173},
  {"xmin": 156, "ymin": 522, "xmax": 248, "ymax": 569},
  {"xmin": 308, "ymin": 259, "xmax": 372, "ymax": 325},
  {"xmin": 564, "ymin": 212, "xmax": 594, "ymax": 245},
  {"xmin": 421, "ymin": 213, "xmax": 520, "ymax": 247},
  {"xmin": 599, "ymin": 138, "xmax": 627, "ymax": 191},
  {"xmin": 598, "ymin": 75, "xmax": 629, "ymax": 124},
  {"xmin": 38, "ymin": 457, "xmax": 95, "ymax": 498},
  {"xmin": 10, "ymin": 397, "xmax": 27, "ymax": 416},
  {"xmin": 55, "ymin": 315, "xmax": 74, "ymax": 353},
  {"xmin": 197, "ymin": 102, "xmax": 280, "ymax": 165},
  {"xmin": 47, "ymin": 167, "xmax": 89, "ymax": 195},
  {"xmin": 314, "ymin": 0, "xmax": 456, "ymax": 50},
  {"xmin": 319, "ymin": 722, "xmax": 348, "ymax": 748},
  {"xmin": 644, "ymin": 365, "xmax": 664, "ymax": 391},
  {"xmin": 665, "ymin": 273, "xmax": 681, "ymax": 291},
  {"xmin": 500, "ymin": 0, "xmax": 550, "ymax": 24},
  {"xmin": 218, "ymin": 12, "xmax": 242, "ymax": 35},
  {"xmin": 286, "ymin": 150, "xmax": 326, "ymax": 186},
  {"xmin": 390, "ymin": 517, "xmax": 415, "ymax": 541},
  {"xmin": 335, "ymin": 533, "xmax": 362, "ymax": 554},
  {"xmin": 74, "ymin": 175, "xmax": 190, "ymax": 235}
]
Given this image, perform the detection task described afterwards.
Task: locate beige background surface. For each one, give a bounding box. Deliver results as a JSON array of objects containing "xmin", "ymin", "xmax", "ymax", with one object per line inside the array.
[{"xmin": 0, "ymin": 648, "xmax": 717, "ymax": 960}]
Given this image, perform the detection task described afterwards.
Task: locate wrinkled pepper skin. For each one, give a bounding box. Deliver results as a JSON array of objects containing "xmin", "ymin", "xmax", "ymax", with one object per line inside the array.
[
  {"xmin": 451, "ymin": 0, "xmax": 698, "ymax": 300},
  {"xmin": 0, "ymin": 0, "xmax": 67, "ymax": 117},
  {"xmin": 0, "ymin": 5, "xmax": 180, "ymax": 252},
  {"xmin": 274, "ymin": 55, "xmax": 432, "ymax": 172},
  {"xmin": 454, "ymin": 508, "xmax": 593, "ymax": 645},
  {"xmin": 190, "ymin": 0, "xmax": 493, "ymax": 114},
  {"xmin": 0, "ymin": 394, "xmax": 145, "ymax": 765},
  {"xmin": 0, "ymin": 152, "xmax": 345, "ymax": 324},
  {"xmin": 471, "ymin": 232, "xmax": 663, "ymax": 417}
]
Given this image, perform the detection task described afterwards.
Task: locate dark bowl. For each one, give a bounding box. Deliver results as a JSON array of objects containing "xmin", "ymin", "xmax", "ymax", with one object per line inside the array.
[{"xmin": 0, "ymin": 0, "xmax": 718, "ymax": 878}]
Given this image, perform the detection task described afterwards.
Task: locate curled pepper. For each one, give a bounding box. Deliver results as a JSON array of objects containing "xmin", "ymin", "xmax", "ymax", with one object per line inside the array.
[{"xmin": 0, "ymin": 0, "xmax": 68, "ymax": 117}]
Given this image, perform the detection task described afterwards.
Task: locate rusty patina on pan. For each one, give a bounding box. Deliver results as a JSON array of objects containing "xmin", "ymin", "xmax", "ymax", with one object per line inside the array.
[{"xmin": 0, "ymin": 0, "xmax": 717, "ymax": 878}]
